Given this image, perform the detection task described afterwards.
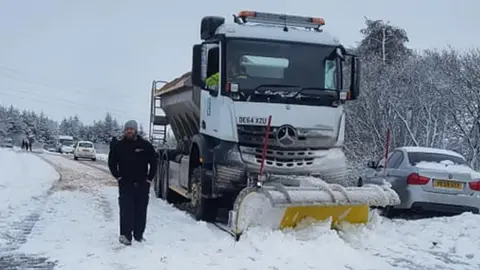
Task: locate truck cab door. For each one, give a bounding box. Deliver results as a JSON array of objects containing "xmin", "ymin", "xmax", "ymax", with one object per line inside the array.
[{"xmin": 200, "ymin": 42, "xmax": 221, "ymax": 137}]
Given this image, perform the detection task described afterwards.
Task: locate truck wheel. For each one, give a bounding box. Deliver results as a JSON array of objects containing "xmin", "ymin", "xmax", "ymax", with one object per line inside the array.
[
  {"xmin": 160, "ymin": 159, "xmax": 175, "ymax": 203},
  {"xmin": 154, "ymin": 158, "xmax": 163, "ymax": 198},
  {"xmin": 190, "ymin": 167, "xmax": 218, "ymax": 222},
  {"xmin": 382, "ymin": 206, "xmax": 398, "ymax": 218}
]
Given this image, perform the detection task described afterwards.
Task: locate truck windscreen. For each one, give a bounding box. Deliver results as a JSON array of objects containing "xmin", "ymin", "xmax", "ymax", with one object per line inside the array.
[
  {"xmin": 225, "ymin": 39, "xmax": 340, "ymax": 96},
  {"xmin": 60, "ymin": 139, "xmax": 74, "ymax": 146}
]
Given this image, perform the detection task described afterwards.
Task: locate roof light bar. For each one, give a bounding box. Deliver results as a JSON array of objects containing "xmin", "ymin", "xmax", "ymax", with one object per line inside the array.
[{"xmin": 237, "ymin": 10, "xmax": 325, "ymax": 28}]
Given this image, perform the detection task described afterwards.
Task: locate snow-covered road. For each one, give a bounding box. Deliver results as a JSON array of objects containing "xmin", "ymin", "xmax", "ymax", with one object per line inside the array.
[{"xmin": 1, "ymin": 148, "xmax": 480, "ymax": 270}]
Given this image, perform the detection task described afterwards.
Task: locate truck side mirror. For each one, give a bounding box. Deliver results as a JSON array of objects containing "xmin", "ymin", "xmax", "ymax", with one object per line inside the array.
[
  {"xmin": 349, "ymin": 57, "xmax": 361, "ymax": 100},
  {"xmin": 191, "ymin": 44, "xmax": 205, "ymax": 88}
]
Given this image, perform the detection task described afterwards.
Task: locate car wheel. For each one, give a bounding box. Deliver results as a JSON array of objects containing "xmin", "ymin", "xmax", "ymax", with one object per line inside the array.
[{"xmin": 74, "ymin": 156, "xmax": 78, "ymax": 160}]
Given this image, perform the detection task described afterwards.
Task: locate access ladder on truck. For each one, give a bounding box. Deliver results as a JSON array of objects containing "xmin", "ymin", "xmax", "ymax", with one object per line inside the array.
[{"xmin": 149, "ymin": 80, "xmax": 169, "ymax": 147}]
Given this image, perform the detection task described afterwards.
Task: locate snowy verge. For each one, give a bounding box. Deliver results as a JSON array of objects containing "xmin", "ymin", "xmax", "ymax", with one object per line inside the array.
[
  {"xmin": 341, "ymin": 211, "xmax": 480, "ymax": 270},
  {"xmin": 0, "ymin": 148, "xmax": 59, "ymax": 249}
]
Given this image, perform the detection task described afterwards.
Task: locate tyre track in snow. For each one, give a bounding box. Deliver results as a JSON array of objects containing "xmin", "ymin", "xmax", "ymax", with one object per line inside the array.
[
  {"xmin": 38, "ymin": 153, "xmax": 117, "ymax": 222},
  {"xmin": 71, "ymin": 156, "xmax": 234, "ymax": 237},
  {"xmin": 0, "ymin": 152, "xmax": 59, "ymax": 270}
]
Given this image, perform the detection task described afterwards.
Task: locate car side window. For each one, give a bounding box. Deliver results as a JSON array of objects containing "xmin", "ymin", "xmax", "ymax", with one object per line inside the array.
[
  {"xmin": 387, "ymin": 151, "xmax": 403, "ymax": 169},
  {"xmin": 376, "ymin": 157, "xmax": 385, "ymax": 169},
  {"xmin": 376, "ymin": 152, "xmax": 393, "ymax": 169},
  {"xmin": 393, "ymin": 151, "xmax": 405, "ymax": 168}
]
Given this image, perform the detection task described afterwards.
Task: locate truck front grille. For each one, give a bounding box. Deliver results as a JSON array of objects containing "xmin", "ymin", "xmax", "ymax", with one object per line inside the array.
[
  {"xmin": 237, "ymin": 124, "xmax": 277, "ymax": 148},
  {"xmin": 239, "ymin": 146, "xmax": 316, "ymax": 168},
  {"xmin": 237, "ymin": 124, "xmax": 329, "ymax": 169}
]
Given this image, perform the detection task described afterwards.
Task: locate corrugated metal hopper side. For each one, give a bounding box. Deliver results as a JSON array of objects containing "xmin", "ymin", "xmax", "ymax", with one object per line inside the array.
[{"xmin": 154, "ymin": 72, "xmax": 201, "ymax": 144}]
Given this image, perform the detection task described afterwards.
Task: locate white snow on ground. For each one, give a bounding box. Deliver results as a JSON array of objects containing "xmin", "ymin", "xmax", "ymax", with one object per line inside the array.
[
  {"xmin": 0, "ymin": 148, "xmax": 59, "ymax": 249},
  {"xmin": 2, "ymin": 149, "xmax": 480, "ymax": 269},
  {"xmin": 341, "ymin": 213, "xmax": 480, "ymax": 270},
  {"xmin": 96, "ymin": 153, "xmax": 108, "ymax": 162}
]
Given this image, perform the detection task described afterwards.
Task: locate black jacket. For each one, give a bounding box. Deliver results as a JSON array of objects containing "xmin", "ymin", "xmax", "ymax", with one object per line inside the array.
[
  {"xmin": 109, "ymin": 136, "xmax": 118, "ymax": 150},
  {"xmin": 108, "ymin": 136, "xmax": 158, "ymax": 183}
]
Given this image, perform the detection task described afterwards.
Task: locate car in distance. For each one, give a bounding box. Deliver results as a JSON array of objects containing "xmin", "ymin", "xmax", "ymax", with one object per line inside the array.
[
  {"xmin": 360, "ymin": 146, "xmax": 480, "ymax": 217},
  {"xmin": 73, "ymin": 141, "xmax": 97, "ymax": 161}
]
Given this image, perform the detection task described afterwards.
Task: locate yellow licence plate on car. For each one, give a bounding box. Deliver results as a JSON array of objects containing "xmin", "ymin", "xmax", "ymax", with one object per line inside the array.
[{"xmin": 433, "ymin": 180, "xmax": 464, "ymax": 190}]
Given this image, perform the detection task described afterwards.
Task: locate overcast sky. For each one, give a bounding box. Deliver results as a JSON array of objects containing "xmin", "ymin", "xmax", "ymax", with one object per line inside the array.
[{"xmin": 0, "ymin": 0, "xmax": 478, "ymax": 128}]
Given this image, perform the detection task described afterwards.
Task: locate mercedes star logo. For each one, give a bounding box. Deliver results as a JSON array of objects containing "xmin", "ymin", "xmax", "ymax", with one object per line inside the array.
[{"xmin": 276, "ymin": 125, "xmax": 297, "ymax": 147}]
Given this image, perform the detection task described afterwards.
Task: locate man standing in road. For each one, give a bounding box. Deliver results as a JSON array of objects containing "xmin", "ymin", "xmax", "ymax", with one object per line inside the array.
[{"xmin": 108, "ymin": 120, "xmax": 158, "ymax": 246}]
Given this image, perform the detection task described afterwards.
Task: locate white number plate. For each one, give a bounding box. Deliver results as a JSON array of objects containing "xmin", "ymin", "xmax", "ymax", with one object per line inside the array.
[{"xmin": 237, "ymin": 116, "xmax": 268, "ymax": 125}]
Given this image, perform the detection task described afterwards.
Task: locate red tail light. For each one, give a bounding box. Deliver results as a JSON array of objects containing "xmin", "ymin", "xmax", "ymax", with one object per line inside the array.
[
  {"xmin": 469, "ymin": 181, "xmax": 480, "ymax": 191},
  {"xmin": 407, "ymin": 173, "xmax": 430, "ymax": 185}
]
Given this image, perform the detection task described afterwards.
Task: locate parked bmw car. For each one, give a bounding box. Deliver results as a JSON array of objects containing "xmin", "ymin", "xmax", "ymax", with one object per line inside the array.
[
  {"xmin": 359, "ymin": 146, "xmax": 480, "ymax": 217},
  {"xmin": 73, "ymin": 141, "xmax": 97, "ymax": 161}
]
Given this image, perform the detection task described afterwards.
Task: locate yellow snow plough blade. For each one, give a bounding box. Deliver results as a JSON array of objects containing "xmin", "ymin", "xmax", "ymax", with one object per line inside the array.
[
  {"xmin": 280, "ymin": 204, "xmax": 369, "ymax": 229},
  {"xmin": 227, "ymin": 179, "xmax": 400, "ymax": 238}
]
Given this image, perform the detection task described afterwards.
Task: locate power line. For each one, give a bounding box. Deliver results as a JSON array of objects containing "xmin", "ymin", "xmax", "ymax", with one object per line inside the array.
[
  {"xmin": 0, "ymin": 64, "xmax": 152, "ymax": 125},
  {"xmin": 0, "ymin": 65, "xmax": 136, "ymax": 101},
  {"xmin": 0, "ymin": 87, "xmax": 131, "ymax": 120}
]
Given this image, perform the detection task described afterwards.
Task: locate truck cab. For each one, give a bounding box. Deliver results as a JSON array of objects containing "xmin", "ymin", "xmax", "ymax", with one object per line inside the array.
[{"xmin": 153, "ymin": 11, "xmax": 361, "ymax": 222}]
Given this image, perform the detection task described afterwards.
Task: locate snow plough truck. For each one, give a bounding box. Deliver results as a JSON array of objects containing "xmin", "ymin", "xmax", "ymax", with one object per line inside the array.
[{"xmin": 149, "ymin": 11, "xmax": 400, "ymax": 239}]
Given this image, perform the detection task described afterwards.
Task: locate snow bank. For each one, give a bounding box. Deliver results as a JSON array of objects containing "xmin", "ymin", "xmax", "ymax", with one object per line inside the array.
[
  {"xmin": 0, "ymin": 148, "xmax": 58, "ymax": 247},
  {"xmin": 341, "ymin": 211, "xmax": 480, "ymax": 270}
]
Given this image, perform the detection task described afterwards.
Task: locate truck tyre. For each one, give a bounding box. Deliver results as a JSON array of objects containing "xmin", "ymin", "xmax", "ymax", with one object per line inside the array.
[
  {"xmin": 381, "ymin": 206, "xmax": 401, "ymax": 218},
  {"xmin": 159, "ymin": 158, "xmax": 176, "ymax": 204},
  {"xmin": 190, "ymin": 167, "xmax": 218, "ymax": 222},
  {"xmin": 154, "ymin": 157, "xmax": 162, "ymax": 198}
]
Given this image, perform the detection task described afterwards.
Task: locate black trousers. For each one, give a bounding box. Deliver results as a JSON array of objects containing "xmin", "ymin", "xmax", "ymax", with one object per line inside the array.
[{"xmin": 118, "ymin": 181, "xmax": 150, "ymax": 241}]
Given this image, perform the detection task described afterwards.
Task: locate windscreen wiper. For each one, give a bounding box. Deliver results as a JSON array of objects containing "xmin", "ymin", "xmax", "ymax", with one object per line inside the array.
[
  {"xmin": 254, "ymin": 84, "xmax": 302, "ymax": 91},
  {"xmin": 291, "ymin": 87, "xmax": 337, "ymax": 99},
  {"xmin": 253, "ymin": 84, "xmax": 302, "ymax": 97}
]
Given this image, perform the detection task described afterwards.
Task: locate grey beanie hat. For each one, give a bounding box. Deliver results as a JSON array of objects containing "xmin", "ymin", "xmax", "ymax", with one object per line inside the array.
[{"xmin": 124, "ymin": 120, "xmax": 138, "ymax": 132}]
